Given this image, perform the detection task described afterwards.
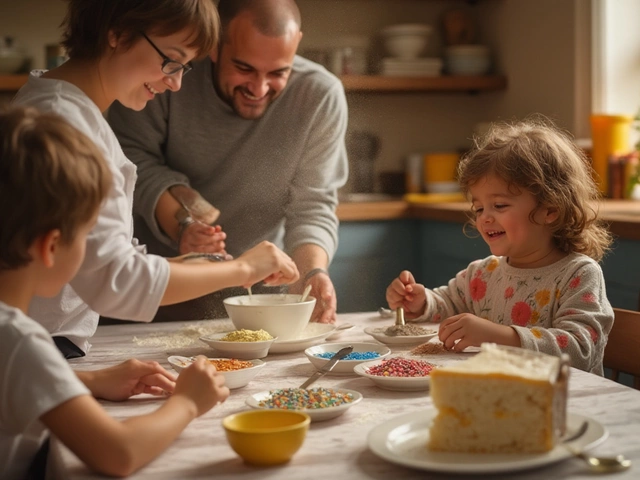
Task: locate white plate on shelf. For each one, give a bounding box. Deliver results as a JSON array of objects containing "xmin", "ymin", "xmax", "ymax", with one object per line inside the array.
[
  {"xmin": 364, "ymin": 326, "xmax": 438, "ymax": 345},
  {"xmin": 368, "ymin": 409, "xmax": 607, "ymax": 474},
  {"xmin": 246, "ymin": 388, "xmax": 362, "ymax": 422},
  {"xmin": 269, "ymin": 323, "xmax": 336, "ymax": 354}
]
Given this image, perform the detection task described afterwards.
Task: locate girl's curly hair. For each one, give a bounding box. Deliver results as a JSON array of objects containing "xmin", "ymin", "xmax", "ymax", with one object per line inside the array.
[{"xmin": 457, "ymin": 116, "xmax": 612, "ymax": 262}]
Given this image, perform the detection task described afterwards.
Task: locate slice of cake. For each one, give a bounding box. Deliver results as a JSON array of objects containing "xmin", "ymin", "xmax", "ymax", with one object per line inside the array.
[{"xmin": 428, "ymin": 344, "xmax": 569, "ymax": 454}]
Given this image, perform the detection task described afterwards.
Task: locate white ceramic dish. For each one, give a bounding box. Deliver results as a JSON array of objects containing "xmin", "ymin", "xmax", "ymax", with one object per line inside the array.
[
  {"xmin": 364, "ymin": 326, "xmax": 438, "ymax": 345},
  {"xmin": 324, "ymin": 323, "xmax": 355, "ymax": 341},
  {"xmin": 304, "ymin": 342, "xmax": 391, "ymax": 375},
  {"xmin": 368, "ymin": 409, "xmax": 607, "ymax": 474},
  {"xmin": 354, "ymin": 358, "xmax": 438, "ymax": 391},
  {"xmin": 199, "ymin": 331, "xmax": 276, "ymax": 359},
  {"xmin": 223, "ymin": 293, "xmax": 315, "ymax": 341},
  {"xmin": 246, "ymin": 388, "xmax": 363, "ymax": 422},
  {"xmin": 269, "ymin": 323, "xmax": 336, "ymax": 354},
  {"xmin": 167, "ymin": 356, "xmax": 266, "ymax": 389}
]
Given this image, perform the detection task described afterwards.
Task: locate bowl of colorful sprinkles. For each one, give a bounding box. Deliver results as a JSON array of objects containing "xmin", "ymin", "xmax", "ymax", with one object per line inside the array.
[
  {"xmin": 167, "ymin": 356, "xmax": 266, "ymax": 389},
  {"xmin": 246, "ymin": 387, "xmax": 363, "ymax": 422},
  {"xmin": 304, "ymin": 342, "xmax": 391, "ymax": 375},
  {"xmin": 199, "ymin": 329, "xmax": 277, "ymax": 359},
  {"xmin": 354, "ymin": 357, "xmax": 438, "ymax": 391},
  {"xmin": 363, "ymin": 324, "xmax": 438, "ymax": 345}
]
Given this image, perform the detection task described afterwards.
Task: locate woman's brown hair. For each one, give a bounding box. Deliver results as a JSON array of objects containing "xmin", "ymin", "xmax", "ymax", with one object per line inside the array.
[{"xmin": 60, "ymin": 0, "xmax": 219, "ymax": 60}]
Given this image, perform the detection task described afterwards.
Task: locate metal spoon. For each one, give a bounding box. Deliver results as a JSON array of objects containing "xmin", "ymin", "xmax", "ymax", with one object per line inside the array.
[
  {"xmin": 572, "ymin": 450, "xmax": 632, "ymax": 473},
  {"xmin": 564, "ymin": 422, "xmax": 632, "ymax": 472}
]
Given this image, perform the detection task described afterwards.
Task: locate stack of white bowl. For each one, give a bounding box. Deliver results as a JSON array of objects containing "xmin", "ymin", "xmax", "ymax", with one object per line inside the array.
[
  {"xmin": 444, "ymin": 44, "xmax": 491, "ymax": 75},
  {"xmin": 379, "ymin": 24, "xmax": 442, "ymax": 77}
]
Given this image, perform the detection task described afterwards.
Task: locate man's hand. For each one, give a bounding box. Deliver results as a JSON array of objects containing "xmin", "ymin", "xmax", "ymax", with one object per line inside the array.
[
  {"xmin": 77, "ymin": 359, "xmax": 177, "ymax": 401},
  {"xmin": 291, "ymin": 270, "xmax": 336, "ymax": 324},
  {"xmin": 179, "ymin": 222, "xmax": 227, "ymax": 255}
]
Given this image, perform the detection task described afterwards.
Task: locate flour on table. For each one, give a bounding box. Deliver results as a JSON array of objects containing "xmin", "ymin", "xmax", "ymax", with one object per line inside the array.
[{"xmin": 133, "ymin": 321, "xmax": 233, "ymax": 348}]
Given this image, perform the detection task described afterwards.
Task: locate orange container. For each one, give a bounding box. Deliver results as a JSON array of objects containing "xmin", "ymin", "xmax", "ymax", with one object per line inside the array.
[
  {"xmin": 590, "ymin": 114, "xmax": 633, "ymax": 195},
  {"xmin": 423, "ymin": 152, "xmax": 459, "ymax": 192}
]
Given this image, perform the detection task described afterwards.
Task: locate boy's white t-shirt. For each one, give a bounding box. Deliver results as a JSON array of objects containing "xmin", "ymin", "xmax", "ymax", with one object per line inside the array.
[{"xmin": 0, "ymin": 302, "xmax": 90, "ymax": 479}]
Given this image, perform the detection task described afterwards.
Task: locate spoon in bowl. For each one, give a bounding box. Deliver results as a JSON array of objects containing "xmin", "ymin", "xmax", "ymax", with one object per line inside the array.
[{"xmin": 299, "ymin": 284, "xmax": 312, "ymax": 302}]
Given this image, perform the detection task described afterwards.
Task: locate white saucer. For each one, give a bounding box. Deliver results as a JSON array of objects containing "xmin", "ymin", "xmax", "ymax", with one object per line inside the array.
[
  {"xmin": 368, "ymin": 408, "xmax": 608, "ymax": 474},
  {"xmin": 246, "ymin": 388, "xmax": 362, "ymax": 422},
  {"xmin": 269, "ymin": 323, "xmax": 336, "ymax": 354},
  {"xmin": 364, "ymin": 326, "xmax": 438, "ymax": 345}
]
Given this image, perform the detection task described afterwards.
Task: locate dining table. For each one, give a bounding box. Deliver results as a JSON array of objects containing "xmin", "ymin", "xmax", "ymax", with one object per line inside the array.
[{"xmin": 48, "ymin": 312, "xmax": 640, "ymax": 479}]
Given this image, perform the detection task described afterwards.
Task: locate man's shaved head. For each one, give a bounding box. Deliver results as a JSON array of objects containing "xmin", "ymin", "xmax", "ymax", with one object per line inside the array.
[{"xmin": 217, "ymin": 0, "xmax": 301, "ymax": 40}]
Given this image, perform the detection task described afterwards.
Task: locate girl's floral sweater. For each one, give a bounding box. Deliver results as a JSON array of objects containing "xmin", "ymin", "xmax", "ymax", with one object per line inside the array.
[{"xmin": 414, "ymin": 253, "xmax": 613, "ymax": 375}]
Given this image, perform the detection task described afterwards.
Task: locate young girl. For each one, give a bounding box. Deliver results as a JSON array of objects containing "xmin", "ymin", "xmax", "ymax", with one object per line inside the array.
[
  {"xmin": 12, "ymin": 0, "xmax": 299, "ymax": 358},
  {"xmin": 386, "ymin": 118, "xmax": 614, "ymax": 375},
  {"xmin": 0, "ymin": 106, "xmax": 229, "ymax": 479}
]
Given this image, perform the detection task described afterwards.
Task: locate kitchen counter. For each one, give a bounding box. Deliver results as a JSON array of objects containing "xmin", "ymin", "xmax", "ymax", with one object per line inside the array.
[{"xmin": 337, "ymin": 198, "xmax": 640, "ymax": 240}]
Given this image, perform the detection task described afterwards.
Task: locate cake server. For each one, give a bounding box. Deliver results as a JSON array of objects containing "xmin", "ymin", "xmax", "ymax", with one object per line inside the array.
[{"xmin": 299, "ymin": 345, "xmax": 353, "ymax": 389}]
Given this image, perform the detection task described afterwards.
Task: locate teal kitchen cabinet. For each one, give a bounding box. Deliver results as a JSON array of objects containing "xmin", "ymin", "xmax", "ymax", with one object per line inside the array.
[
  {"xmin": 332, "ymin": 218, "xmax": 640, "ymax": 313},
  {"xmin": 601, "ymin": 238, "xmax": 640, "ymax": 311},
  {"xmin": 417, "ymin": 220, "xmax": 490, "ymax": 290},
  {"xmin": 330, "ymin": 220, "xmax": 420, "ymax": 313}
]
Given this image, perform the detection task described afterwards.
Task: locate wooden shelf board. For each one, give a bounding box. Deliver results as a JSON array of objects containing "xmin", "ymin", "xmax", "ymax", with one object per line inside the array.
[
  {"xmin": 0, "ymin": 74, "xmax": 28, "ymax": 92},
  {"xmin": 340, "ymin": 74, "xmax": 507, "ymax": 93}
]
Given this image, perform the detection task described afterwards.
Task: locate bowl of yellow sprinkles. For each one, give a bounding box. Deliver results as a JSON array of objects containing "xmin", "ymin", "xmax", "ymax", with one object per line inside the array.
[
  {"xmin": 168, "ymin": 356, "xmax": 266, "ymax": 389},
  {"xmin": 200, "ymin": 329, "xmax": 277, "ymax": 359}
]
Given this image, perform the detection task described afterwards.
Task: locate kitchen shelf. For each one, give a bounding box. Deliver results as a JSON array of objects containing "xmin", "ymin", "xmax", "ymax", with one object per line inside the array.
[
  {"xmin": 339, "ymin": 74, "xmax": 507, "ymax": 93},
  {"xmin": 0, "ymin": 74, "xmax": 28, "ymax": 92}
]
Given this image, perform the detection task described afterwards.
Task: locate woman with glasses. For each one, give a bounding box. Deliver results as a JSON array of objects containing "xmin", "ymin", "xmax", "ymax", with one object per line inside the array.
[{"xmin": 12, "ymin": 0, "xmax": 299, "ymax": 360}]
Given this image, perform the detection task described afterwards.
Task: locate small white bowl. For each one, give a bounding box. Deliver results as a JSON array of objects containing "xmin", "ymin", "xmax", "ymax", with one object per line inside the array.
[
  {"xmin": 364, "ymin": 326, "xmax": 438, "ymax": 345},
  {"xmin": 381, "ymin": 24, "xmax": 432, "ymax": 59},
  {"xmin": 199, "ymin": 332, "xmax": 277, "ymax": 359},
  {"xmin": 354, "ymin": 358, "xmax": 438, "ymax": 391},
  {"xmin": 167, "ymin": 356, "xmax": 266, "ymax": 389},
  {"xmin": 304, "ymin": 342, "xmax": 391, "ymax": 375},
  {"xmin": 246, "ymin": 388, "xmax": 363, "ymax": 422}
]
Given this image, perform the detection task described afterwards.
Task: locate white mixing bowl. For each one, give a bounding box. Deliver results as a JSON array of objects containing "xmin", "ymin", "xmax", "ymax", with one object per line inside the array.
[{"xmin": 223, "ymin": 294, "xmax": 316, "ymax": 341}]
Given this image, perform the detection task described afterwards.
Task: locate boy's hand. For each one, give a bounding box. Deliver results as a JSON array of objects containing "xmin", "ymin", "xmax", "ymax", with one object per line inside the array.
[
  {"xmin": 385, "ymin": 270, "xmax": 427, "ymax": 319},
  {"xmin": 79, "ymin": 359, "xmax": 177, "ymax": 401},
  {"xmin": 174, "ymin": 356, "xmax": 230, "ymax": 417},
  {"xmin": 438, "ymin": 313, "xmax": 521, "ymax": 351}
]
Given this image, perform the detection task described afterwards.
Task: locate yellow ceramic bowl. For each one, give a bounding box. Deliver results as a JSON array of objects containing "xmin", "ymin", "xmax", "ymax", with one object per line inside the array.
[{"xmin": 222, "ymin": 410, "xmax": 310, "ymax": 465}]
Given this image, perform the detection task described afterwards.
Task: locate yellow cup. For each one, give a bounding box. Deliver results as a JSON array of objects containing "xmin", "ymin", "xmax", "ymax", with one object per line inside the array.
[
  {"xmin": 423, "ymin": 152, "xmax": 459, "ymax": 193},
  {"xmin": 590, "ymin": 114, "xmax": 633, "ymax": 194}
]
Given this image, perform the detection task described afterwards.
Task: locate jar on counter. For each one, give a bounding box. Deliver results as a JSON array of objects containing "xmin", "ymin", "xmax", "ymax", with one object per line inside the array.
[
  {"xmin": 45, "ymin": 43, "xmax": 67, "ymax": 70},
  {"xmin": 405, "ymin": 153, "xmax": 423, "ymax": 194}
]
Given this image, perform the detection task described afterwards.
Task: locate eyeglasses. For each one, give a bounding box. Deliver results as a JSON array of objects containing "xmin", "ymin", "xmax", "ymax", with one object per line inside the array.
[{"xmin": 140, "ymin": 32, "xmax": 192, "ymax": 76}]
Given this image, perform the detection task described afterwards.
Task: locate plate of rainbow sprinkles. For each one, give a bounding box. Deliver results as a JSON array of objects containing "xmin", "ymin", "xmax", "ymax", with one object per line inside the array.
[{"xmin": 246, "ymin": 386, "xmax": 363, "ymax": 422}]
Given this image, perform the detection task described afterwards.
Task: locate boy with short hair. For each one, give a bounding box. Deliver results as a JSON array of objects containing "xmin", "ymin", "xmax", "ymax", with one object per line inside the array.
[{"xmin": 0, "ymin": 106, "xmax": 230, "ymax": 479}]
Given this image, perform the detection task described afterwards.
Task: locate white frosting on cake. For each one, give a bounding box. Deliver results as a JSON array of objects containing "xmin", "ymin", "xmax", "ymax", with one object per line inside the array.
[{"xmin": 436, "ymin": 343, "xmax": 560, "ymax": 381}]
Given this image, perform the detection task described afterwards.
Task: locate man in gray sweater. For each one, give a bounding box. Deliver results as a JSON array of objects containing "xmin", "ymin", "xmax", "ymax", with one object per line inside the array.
[{"xmin": 108, "ymin": 0, "xmax": 348, "ymax": 324}]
